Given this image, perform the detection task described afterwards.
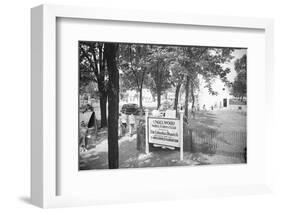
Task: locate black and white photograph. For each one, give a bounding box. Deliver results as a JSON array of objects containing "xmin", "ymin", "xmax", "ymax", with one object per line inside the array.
[{"xmin": 79, "ymin": 42, "xmax": 247, "ymax": 170}]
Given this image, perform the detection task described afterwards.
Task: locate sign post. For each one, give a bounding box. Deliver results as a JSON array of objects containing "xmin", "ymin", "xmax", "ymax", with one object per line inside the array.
[
  {"xmin": 145, "ymin": 109, "xmax": 149, "ymax": 154},
  {"xmin": 179, "ymin": 110, "xmax": 184, "ymax": 161}
]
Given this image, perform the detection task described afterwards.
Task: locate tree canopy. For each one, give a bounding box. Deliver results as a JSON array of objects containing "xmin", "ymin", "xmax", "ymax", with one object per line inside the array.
[
  {"xmin": 231, "ymin": 54, "xmax": 247, "ymax": 100},
  {"xmin": 118, "ymin": 44, "xmax": 152, "ymax": 108},
  {"xmin": 79, "ymin": 41, "xmax": 108, "ymax": 127}
]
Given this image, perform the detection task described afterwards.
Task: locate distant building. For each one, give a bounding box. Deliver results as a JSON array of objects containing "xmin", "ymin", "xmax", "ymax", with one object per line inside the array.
[{"xmin": 197, "ymin": 75, "xmax": 246, "ymax": 111}]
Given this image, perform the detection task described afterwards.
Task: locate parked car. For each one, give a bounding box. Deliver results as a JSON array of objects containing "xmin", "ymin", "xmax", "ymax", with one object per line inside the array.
[{"xmin": 121, "ymin": 103, "xmax": 145, "ymax": 115}]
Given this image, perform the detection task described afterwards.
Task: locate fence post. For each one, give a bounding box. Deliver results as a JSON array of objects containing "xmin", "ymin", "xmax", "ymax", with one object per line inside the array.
[
  {"xmin": 145, "ymin": 109, "xmax": 149, "ymax": 154},
  {"xmin": 179, "ymin": 110, "xmax": 184, "ymax": 161}
]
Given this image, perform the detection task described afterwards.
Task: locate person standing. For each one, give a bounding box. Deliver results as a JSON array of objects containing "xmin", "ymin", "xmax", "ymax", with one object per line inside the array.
[
  {"xmin": 120, "ymin": 112, "xmax": 127, "ymax": 135},
  {"xmin": 128, "ymin": 113, "xmax": 135, "ymax": 137}
]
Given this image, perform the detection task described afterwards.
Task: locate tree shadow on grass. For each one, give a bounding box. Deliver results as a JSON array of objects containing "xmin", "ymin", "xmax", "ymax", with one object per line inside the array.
[
  {"xmin": 80, "ymin": 136, "xmax": 200, "ymax": 170},
  {"xmin": 189, "ymin": 111, "xmax": 221, "ymax": 131}
]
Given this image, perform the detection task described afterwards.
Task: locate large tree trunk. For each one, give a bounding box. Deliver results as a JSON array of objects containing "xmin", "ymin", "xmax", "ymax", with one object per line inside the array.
[
  {"xmin": 139, "ymin": 87, "xmax": 143, "ymax": 109},
  {"xmin": 105, "ymin": 43, "xmax": 119, "ymax": 169},
  {"xmin": 174, "ymin": 83, "xmax": 181, "ymax": 113},
  {"xmin": 184, "ymin": 76, "xmax": 190, "ymax": 118},
  {"xmin": 191, "ymin": 81, "xmax": 195, "ymax": 109},
  {"xmin": 99, "ymin": 93, "xmax": 107, "ymax": 128},
  {"xmin": 98, "ymin": 44, "xmax": 107, "ymax": 128},
  {"xmin": 97, "ymin": 78, "xmax": 107, "ymax": 128},
  {"xmin": 157, "ymin": 90, "xmax": 161, "ymax": 109}
]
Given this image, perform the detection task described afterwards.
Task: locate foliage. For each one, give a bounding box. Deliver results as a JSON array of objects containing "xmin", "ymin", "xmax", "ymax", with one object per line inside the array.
[
  {"xmin": 147, "ymin": 46, "xmax": 172, "ymax": 99},
  {"xmin": 119, "ymin": 44, "xmax": 151, "ymax": 90},
  {"xmin": 118, "ymin": 44, "xmax": 152, "ymax": 108},
  {"xmin": 180, "ymin": 47, "xmax": 233, "ymax": 94},
  {"xmin": 169, "ymin": 60, "xmax": 186, "ymax": 86},
  {"xmin": 231, "ymin": 54, "xmax": 247, "ymax": 99},
  {"xmin": 79, "ymin": 42, "xmax": 107, "ymax": 89},
  {"xmin": 79, "ymin": 41, "xmax": 108, "ymax": 127},
  {"xmin": 168, "ymin": 46, "xmax": 233, "ymax": 117}
]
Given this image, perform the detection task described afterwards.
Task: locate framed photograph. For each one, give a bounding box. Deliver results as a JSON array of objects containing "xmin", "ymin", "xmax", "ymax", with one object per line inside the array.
[{"xmin": 31, "ymin": 4, "xmax": 274, "ymax": 208}]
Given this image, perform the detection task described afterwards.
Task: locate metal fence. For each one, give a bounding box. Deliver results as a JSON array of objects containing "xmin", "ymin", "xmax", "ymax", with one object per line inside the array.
[{"xmin": 185, "ymin": 128, "xmax": 247, "ymax": 161}]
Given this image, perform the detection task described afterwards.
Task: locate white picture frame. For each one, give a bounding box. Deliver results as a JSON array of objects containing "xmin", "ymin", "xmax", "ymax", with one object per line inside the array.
[{"xmin": 31, "ymin": 4, "xmax": 274, "ymax": 208}]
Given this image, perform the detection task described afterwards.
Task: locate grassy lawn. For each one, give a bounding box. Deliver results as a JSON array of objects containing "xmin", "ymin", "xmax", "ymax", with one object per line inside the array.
[
  {"xmin": 186, "ymin": 110, "xmax": 247, "ymax": 164},
  {"xmin": 189, "ymin": 110, "xmax": 246, "ymax": 132}
]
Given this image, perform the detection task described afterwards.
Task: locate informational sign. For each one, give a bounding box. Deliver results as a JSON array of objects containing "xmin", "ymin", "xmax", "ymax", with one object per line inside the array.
[
  {"xmin": 148, "ymin": 117, "xmax": 180, "ymax": 147},
  {"xmin": 145, "ymin": 110, "xmax": 184, "ymax": 160}
]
